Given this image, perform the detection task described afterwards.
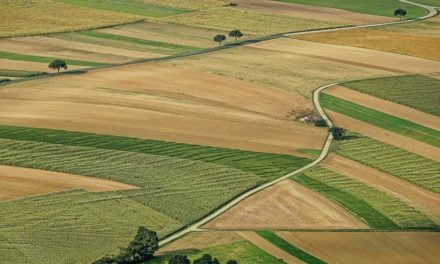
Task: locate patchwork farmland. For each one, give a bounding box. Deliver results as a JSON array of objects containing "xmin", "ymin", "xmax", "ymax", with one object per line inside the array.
[{"xmin": 1, "ymin": 0, "xmax": 439, "ymax": 263}]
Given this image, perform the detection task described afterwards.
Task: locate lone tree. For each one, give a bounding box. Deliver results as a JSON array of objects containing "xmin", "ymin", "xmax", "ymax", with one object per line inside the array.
[
  {"xmin": 169, "ymin": 255, "xmax": 190, "ymax": 264},
  {"xmin": 229, "ymin": 29, "xmax": 243, "ymax": 41},
  {"xmin": 93, "ymin": 227, "xmax": 158, "ymax": 264},
  {"xmin": 394, "ymin": 8, "xmax": 407, "ymax": 20},
  {"xmin": 213, "ymin": 34, "xmax": 226, "ymax": 46},
  {"xmin": 48, "ymin": 59, "xmax": 67, "ymax": 73},
  {"xmin": 226, "ymin": 261, "xmax": 238, "ymax": 264},
  {"xmin": 329, "ymin": 127, "xmax": 346, "ymax": 141}
]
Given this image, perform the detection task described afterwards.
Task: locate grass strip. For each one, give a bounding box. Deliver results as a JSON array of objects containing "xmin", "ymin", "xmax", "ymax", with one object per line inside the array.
[
  {"xmin": 320, "ymin": 93, "xmax": 440, "ymax": 148},
  {"xmin": 257, "ymin": 231, "xmax": 326, "ymax": 264},
  {"xmin": 0, "ymin": 69, "xmax": 47, "ymax": 77},
  {"xmin": 291, "ymin": 173, "xmax": 398, "ymax": 229},
  {"xmin": 77, "ymin": 30, "xmax": 200, "ymax": 51},
  {"xmin": 0, "ymin": 125, "xmax": 310, "ymax": 181},
  {"xmin": 343, "ymin": 75, "xmax": 440, "ymax": 116},
  {"xmin": 0, "ymin": 51, "xmax": 107, "ymax": 67},
  {"xmin": 60, "ymin": 0, "xmax": 188, "ymax": 17}
]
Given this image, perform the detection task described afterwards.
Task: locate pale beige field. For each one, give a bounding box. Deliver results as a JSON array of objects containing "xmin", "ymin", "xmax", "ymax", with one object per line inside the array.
[
  {"xmin": 0, "ymin": 62, "xmax": 327, "ymax": 155},
  {"xmin": 204, "ymin": 180, "xmax": 367, "ymax": 230},
  {"xmin": 326, "ymin": 110, "xmax": 440, "ymax": 161},
  {"xmin": 252, "ymin": 38, "xmax": 440, "ymax": 73},
  {"xmin": 233, "ymin": 0, "xmax": 393, "ymax": 24},
  {"xmin": 158, "ymin": 231, "xmax": 243, "ymax": 255},
  {"xmin": 0, "ymin": 165, "xmax": 137, "ymax": 201},
  {"xmin": 323, "ymin": 154, "xmax": 440, "ymax": 223},
  {"xmin": 278, "ymin": 232, "xmax": 440, "ymax": 264},
  {"xmin": 237, "ymin": 231, "xmax": 303, "ymax": 264},
  {"xmin": 326, "ymin": 85, "xmax": 440, "ymax": 131},
  {"xmin": 0, "ymin": 59, "xmax": 87, "ymax": 72}
]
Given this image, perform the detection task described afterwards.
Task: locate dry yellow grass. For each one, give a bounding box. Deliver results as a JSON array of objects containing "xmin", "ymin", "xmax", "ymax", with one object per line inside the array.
[{"xmin": 0, "ymin": 0, "xmax": 140, "ymax": 38}]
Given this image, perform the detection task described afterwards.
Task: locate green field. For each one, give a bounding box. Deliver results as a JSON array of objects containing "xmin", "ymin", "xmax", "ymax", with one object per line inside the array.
[
  {"xmin": 257, "ymin": 231, "xmax": 326, "ymax": 264},
  {"xmin": 60, "ymin": 0, "xmax": 188, "ymax": 17},
  {"xmin": 336, "ymin": 133, "xmax": 440, "ymax": 194},
  {"xmin": 0, "ymin": 69, "xmax": 47, "ymax": 78},
  {"xmin": 410, "ymin": 0, "xmax": 440, "ymax": 6},
  {"xmin": 76, "ymin": 30, "xmax": 200, "ymax": 52},
  {"xmin": 150, "ymin": 240, "xmax": 283, "ymax": 264},
  {"xmin": 343, "ymin": 75, "xmax": 440, "ymax": 116},
  {"xmin": 0, "ymin": 51, "xmax": 106, "ymax": 67},
  {"xmin": 0, "ymin": 190, "xmax": 181, "ymax": 264},
  {"xmin": 320, "ymin": 93, "xmax": 440, "ymax": 148},
  {"xmin": 293, "ymin": 166, "xmax": 437, "ymax": 229},
  {"xmin": 274, "ymin": 0, "xmax": 427, "ymax": 18}
]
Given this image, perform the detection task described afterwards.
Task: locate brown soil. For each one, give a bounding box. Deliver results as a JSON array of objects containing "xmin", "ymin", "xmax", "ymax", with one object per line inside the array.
[
  {"xmin": 204, "ymin": 180, "xmax": 367, "ymax": 230},
  {"xmin": 0, "ymin": 37, "xmax": 135, "ymax": 64},
  {"xmin": 237, "ymin": 231, "xmax": 304, "ymax": 264},
  {"xmin": 0, "ymin": 63, "xmax": 327, "ymax": 155},
  {"xmin": 323, "ymin": 154, "xmax": 440, "ymax": 223},
  {"xmin": 0, "ymin": 165, "xmax": 137, "ymax": 201},
  {"xmin": 251, "ymin": 38, "xmax": 440, "ymax": 74},
  {"xmin": 0, "ymin": 59, "xmax": 86, "ymax": 72},
  {"xmin": 234, "ymin": 0, "xmax": 393, "ymax": 24},
  {"xmin": 326, "ymin": 110, "xmax": 440, "ymax": 162},
  {"xmin": 327, "ymin": 85, "xmax": 440, "ymax": 131},
  {"xmin": 157, "ymin": 231, "xmax": 243, "ymax": 255},
  {"xmin": 278, "ymin": 232, "xmax": 440, "ymax": 264}
]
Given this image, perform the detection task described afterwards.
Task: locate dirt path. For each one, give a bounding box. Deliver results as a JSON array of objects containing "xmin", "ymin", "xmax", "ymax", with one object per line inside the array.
[
  {"xmin": 205, "ymin": 180, "xmax": 366, "ymax": 230},
  {"xmin": 0, "ymin": 165, "xmax": 137, "ymax": 201},
  {"xmin": 326, "ymin": 110, "xmax": 440, "ymax": 161},
  {"xmin": 237, "ymin": 231, "xmax": 304, "ymax": 264},
  {"xmin": 323, "ymin": 154, "xmax": 440, "ymax": 223},
  {"xmin": 326, "ymin": 85, "xmax": 440, "ymax": 131}
]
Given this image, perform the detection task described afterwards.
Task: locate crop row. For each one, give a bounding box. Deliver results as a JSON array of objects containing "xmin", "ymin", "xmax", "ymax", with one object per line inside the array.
[{"xmin": 336, "ymin": 134, "xmax": 440, "ymax": 194}]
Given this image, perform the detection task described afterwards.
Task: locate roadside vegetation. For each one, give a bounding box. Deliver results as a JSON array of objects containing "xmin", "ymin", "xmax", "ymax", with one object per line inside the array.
[
  {"xmin": 343, "ymin": 75, "xmax": 440, "ymax": 116},
  {"xmin": 320, "ymin": 93, "xmax": 440, "ymax": 147},
  {"xmin": 0, "ymin": 69, "xmax": 47, "ymax": 78},
  {"xmin": 274, "ymin": 0, "xmax": 426, "ymax": 18},
  {"xmin": 335, "ymin": 133, "xmax": 440, "ymax": 194}
]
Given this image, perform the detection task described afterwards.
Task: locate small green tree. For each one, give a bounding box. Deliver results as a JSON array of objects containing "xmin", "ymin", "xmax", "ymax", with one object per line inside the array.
[
  {"xmin": 169, "ymin": 255, "xmax": 190, "ymax": 264},
  {"xmin": 194, "ymin": 254, "xmax": 213, "ymax": 264},
  {"xmin": 48, "ymin": 59, "xmax": 67, "ymax": 73},
  {"xmin": 213, "ymin": 34, "xmax": 226, "ymax": 46},
  {"xmin": 329, "ymin": 127, "xmax": 346, "ymax": 140},
  {"xmin": 93, "ymin": 227, "xmax": 158, "ymax": 264},
  {"xmin": 229, "ymin": 29, "xmax": 243, "ymax": 41},
  {"xmin": 226, "ymin": 261, "xmax": 238, "ymax": 264},
  {"xmin": 394, "ymin": 8, "xmax": 407, "ymax": 20}
]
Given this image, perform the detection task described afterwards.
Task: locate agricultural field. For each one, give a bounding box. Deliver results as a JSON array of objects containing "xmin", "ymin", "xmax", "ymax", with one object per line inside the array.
[
  {"xmin": 278, "ymin": 232, "xmax": 440, "ymax": 264},
  {"xmin": 296, "ymin": 15, "xmax": 440, "ymax": 61}
]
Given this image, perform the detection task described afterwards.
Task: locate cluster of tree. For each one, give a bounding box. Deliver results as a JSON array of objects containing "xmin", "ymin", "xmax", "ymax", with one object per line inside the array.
[
  {"xmin": 169, "ymin": 254, "xmax": 237, "ymax": 264},
  {"xmin": 329, "ymin": 127, "xmax": 346, "ymax": 140},
  {"xmin": 213, "ymin": 29, "xmax": 243, "ymax": 45},
  {"xmin": 93, "ymin": 227, "xmax": 159, "ymax": 264}
]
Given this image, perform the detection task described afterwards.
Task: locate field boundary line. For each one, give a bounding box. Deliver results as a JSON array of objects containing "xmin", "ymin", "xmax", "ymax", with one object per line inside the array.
[{"xmin": 158, "ymin": 83, "xmax": 338, "ymax": 246}]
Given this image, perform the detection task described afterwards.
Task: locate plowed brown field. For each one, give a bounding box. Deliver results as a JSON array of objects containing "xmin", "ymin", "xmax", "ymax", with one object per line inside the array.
[
  {"xmin": 234, "ymin": 0, "xmax": 393, "ymax": 24},
  {"xmin": 323, "ymin": 154, "xmax": 440, "ymax": 223},
  {"xmin": 278, "ymin": 232, "xmax": 440, "ymax": 264},
  {"xmin": 0, "ymin": 165, "xmax": 137, "ymax": 201},
  {"xmin": 0, "ymin": 63, "xmax": 327, "ymax": 155},
  {"xmin": 326, "ymin": 110, "xmax": 440, "ymax": 161},
  {"xmin": 204, "ymin": 180, "xmax": 367, "ymax": 230}
]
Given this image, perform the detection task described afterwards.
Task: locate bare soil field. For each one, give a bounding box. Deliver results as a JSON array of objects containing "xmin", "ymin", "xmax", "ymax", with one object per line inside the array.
[
  {"xmin": 0, "ymin": 165, "xmax": 137, "ymax": 201},
  {"xmin": 326, "ymin": 110, "xmax": 440, "ymax": 161},
  {"xmin": 204, "ymin": 180, "xmax": 367, "ymax": 230},
  {"xmin": 253, "ymin": 38, "xmax": 440, "ymax": 73},
  {"xmin": 237, "ymin": 231, "xmax": 303, "ymax": 264},
  {"xmin": 99, "ymin": 22, "xmax": 221, "ymax": 48},
  {"xmin": 0, "ymin": 63, "xmax": 327, "ymax": 155},
  {"xmin": 158, "ymin": 231, "xmax": 243, "ymax": 255},
  {"xmin": 0, "ymin": 37, "xmax": 138, "ymax": 64},
  {"xmin": 234, "ymin": 0, "xmax": 393, "ymax": 24},
  {"xmin": 326, "ymin": 85, "xmax": 440, "ymax": 131},
  {"xmin": 0, "ymin": 59, "xmax": 86, "ymax": 72},
  {"xmin": 323, "ymin": 154, "xmax": 440, "ymax": 223},
  {"xmin": 278, "ymin": 232, "xmax": 440, "ymax": 264}
]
